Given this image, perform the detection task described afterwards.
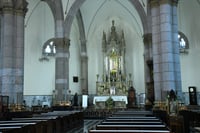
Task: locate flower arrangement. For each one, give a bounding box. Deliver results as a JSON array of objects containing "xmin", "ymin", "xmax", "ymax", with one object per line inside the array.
[{"xmin": 105, "ymin": 96, "xmax": 114, "ymax": 109}]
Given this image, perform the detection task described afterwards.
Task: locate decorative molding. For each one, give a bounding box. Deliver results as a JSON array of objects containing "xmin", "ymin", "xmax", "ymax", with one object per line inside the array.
[{"xmin": 0, "ymin": 0, "xmax": 28, "ymax": 16}]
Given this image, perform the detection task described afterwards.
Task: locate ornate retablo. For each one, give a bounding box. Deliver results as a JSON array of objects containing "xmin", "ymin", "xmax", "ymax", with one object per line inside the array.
[{"xmin": 96, "ymin": 20, "xmax": 132, "ymax": 96}]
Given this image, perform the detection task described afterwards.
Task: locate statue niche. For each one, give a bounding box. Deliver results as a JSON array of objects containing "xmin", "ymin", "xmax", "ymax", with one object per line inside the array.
[{"xmin": 96, "ymin": 20, "xmax": 132, "ymax": 96}]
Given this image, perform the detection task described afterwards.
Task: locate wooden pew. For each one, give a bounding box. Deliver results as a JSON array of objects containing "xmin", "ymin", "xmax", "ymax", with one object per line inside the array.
[
  {"xmin": 89, "ymin": 129, "xmax": 171, "ymax": 133},
  {"xmin": 0, "ymin": 111, "xmax": 83, "ymax": 133},
  {"xmin": 12, "ymin": 116, "xmax": 57, "ymax": 133},
  {"xmin": 101, "ymin": 121, "xmax": 163, "ymax": 125},
  {"xmin": 96, "ymin": 124, "xmax": 168, "ymax": 130},
  {"xmin": 0, "ymin": 122, "xmax": 37, "ymax": 133},
  {"xmin": 106, "ymin": 117, "xmax": 161, "ymax": 122}
]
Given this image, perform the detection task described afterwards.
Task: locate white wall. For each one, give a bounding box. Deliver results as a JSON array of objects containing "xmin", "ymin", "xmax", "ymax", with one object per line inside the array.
[
  {"xmin": 24, "ymin": 0, "xmax": 146, "ymax": 96},
  {"xmin": 24, "ymin": 1, "xmax": 55, "ymax": 95},
  {"xmin": 24, "ymin": 0, "xmax": 200, "ymax": 97},
  {"xmin": 24, "ymin": 1, "xmax": 82, "ymax": 96},
  {"xmin": 178, "ymin": 0, "xmax": 200, "ymax": 93}
]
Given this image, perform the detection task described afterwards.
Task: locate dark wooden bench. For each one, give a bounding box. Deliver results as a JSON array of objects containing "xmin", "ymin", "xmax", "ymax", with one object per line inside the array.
[
  {"xmin": 0, "ymin": 122, "xmax": 37, "ymax": 133},
  {"xmin": 89, "ymin": 129, "xmax": 171, "ymax": 133},
  {"xmin": 101, "ymin": 121, "xmax": 163, "ymax": 125},
  {"xmin": 0, "ymin": 111, "xmax": 83, "ymax": 133},
  {"xmin": 106, "ymin": 117, "xmax": 161, "ymax": 122},
  {"xmin": 96, "ymin": 124, "xmax": 168, "ymax": 130},
  {"xmin": 12, "ymin": 116, "xmax": 58, "ymax": 133}
]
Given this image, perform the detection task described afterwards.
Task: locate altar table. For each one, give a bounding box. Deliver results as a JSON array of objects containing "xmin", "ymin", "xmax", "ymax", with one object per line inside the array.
[{"xmin": 93, "ymin": 96, "xmax": 128, "ymax": 105}]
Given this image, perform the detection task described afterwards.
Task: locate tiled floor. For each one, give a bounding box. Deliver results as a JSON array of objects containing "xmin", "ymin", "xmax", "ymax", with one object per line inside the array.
[{"xmin": 67, "ymin": 119, "xmax": 103, "ymax": 133}]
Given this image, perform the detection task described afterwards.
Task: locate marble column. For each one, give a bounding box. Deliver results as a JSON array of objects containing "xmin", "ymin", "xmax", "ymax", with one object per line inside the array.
[
  {"xmin": 55, "ymin": 38, "xmax": 70, "ymax": 102},
  {"xmin": 150, "ymin": 0, "xmax": 181, "ymax": 101},
  {"xmin": 0, "ymin": 0, "xmax": 28, "ymax": 104}
]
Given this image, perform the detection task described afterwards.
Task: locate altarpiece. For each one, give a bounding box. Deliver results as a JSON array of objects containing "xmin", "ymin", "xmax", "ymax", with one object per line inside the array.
[{"xmin": 95, "ymin": 21, "xmax": 133, "ymax": 106}]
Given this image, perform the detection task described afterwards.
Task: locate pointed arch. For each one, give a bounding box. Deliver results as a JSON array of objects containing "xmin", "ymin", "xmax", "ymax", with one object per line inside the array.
[
  {"xmin": 64, "ymin": 0, "xmax": 149, "ymax": 38},
  {"xmin": 42, "ymin": 0, "xmax": 64, "ymax": 21}
]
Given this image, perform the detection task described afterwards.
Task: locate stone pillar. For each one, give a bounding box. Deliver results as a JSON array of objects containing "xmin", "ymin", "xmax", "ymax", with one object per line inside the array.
[
  {"xmin": 172, "ymin": 1, "xmax": 182, "ymax": 100},
  {"xmin": 14, "ymin": 0, "xmax": 28, "ymax": 104},
  {"xmin": 0, "ymin": 0, "xmax": 28, "ymax": 104},
  {"xmin": 80, "ymin": 39, "xmax": 88, "ymax": 95},
  {"xmin": 150, "ymin": 0, "xmax": 181, "ymax": 101},
  {"xmin": 150, "ymin": 0, "xmax": 162, "ymax": 100},
  {"xmin": 143, "ymin": 33, "xmax": 154, "ymax": 103},
  {"xmin": 55, "ymin": 38, "xmax": 70, "ymax": 102},
  {"xmin": 81, "ymin": 54, "xmax": 88, "ymax": 95}
]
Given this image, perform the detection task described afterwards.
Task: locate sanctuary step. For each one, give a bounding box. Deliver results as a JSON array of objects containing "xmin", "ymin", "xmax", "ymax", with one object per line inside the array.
[{"xmin": 88, "ymin": 110, "xmax": 170, "ymax": 133}]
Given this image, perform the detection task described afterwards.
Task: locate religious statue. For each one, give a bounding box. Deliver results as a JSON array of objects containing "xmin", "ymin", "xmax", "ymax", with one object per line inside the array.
[
  {"xmin": 110, "ymin": 86, "xmax": 116, "ymax": 95},
  {"xmin": 168, "ymin": 89, "xmax": 177, "ymax": 115}
]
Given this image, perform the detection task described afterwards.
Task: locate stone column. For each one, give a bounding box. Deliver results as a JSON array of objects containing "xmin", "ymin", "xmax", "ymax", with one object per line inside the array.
[
  {"xmin": 80, "ymin": 38, "xmax": 88, "ymax": 95},
  {"xmin": 150, "ymin": 0, "xmax": 162, "ymax": 100},
  {"xmin": 150, "ymin": 0, "xmax": 181, "ymax": 101},
  {"xmin": 143, "ymin": 33, "xmax": 154, "ymax": 103},
  {"xmin": 144, "ymin": 33, "xmax": 153, "ymax": 82},
  {"xmin": 0, "ymin": 1, "xmax": 15, "ymax": 104},
  {"xmin": 55, "ymin": 38, "xmax": 70, "ymax": 102},
  {"xmin": 172, "ymin": 1, "xmax": 182, "ymax": 100},
  {"xmin": 0, "ymin": 1, "xmax": 27, "ymax": 104},
  {"xmin": 81, "ymin": 54, "xmax": 88, "ymax": 95},
  {"xmin": 14, "ymin": 0, "xmax": 28, "ymax": 104}
]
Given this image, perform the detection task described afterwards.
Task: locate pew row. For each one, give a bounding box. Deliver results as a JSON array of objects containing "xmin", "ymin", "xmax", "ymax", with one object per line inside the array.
[
  {"xmin": 89, "ymin": 129, "xmax": 170, "ymax": 133},
  {"xmin": 96, "ymin": 124, "xmax": 167, "ymax": 130},
  {"xmin": 0, "ymin": 111, "xmax": 83, "ymax": 133}
]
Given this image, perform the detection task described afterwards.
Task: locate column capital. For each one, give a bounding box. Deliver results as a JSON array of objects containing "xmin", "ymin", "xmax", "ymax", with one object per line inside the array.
[
  {"xmin": 149, "ymin": 0, "xmax": 178, "ymax": 7},
  {"xmin": 0, "ymin": 0, "xmax": 14, "ymax": 14},
  {"xmin": 15, "ymin": 0, "xmax": 28, "ymax": 16},
  {"xmin": 149, "ymin": 0, "xmax": 159, "ymax": 7},
  {"xmin": 0, "ymin": 0, "xmax": 28, "ymax": 16},
  {"xmin": 159, "ymin": 0, "xmax": 179, "ymax": 6},
  {"xmin": 143, "ymin": 33, "xmax": 152, "ymax": 44},
  {"xmin": 54, "ymin": 37, "xmax": 70, "ymax": 49},
  {"xmin": 81, "ymin": 53, "xmax": 88, "ymax": 60}
]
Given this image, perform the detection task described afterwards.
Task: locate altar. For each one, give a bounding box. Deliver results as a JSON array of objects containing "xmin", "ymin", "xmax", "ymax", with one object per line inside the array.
[
  {"xmin": 93, "ymin": 96, "xmax": 127, "ymax": 109},
  {"xmin": 94, "ymin": 21, "xmax": 132, "ymax": 109}
]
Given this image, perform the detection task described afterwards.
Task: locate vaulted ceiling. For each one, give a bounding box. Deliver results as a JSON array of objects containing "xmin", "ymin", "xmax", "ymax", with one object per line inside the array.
[{"xmin": 79, "ymin": 0, "xmax": 147, "ymax": 39}]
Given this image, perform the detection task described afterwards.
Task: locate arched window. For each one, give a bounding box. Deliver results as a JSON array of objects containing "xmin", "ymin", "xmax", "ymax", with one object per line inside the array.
[
  {"xmin": 39, "ymin": 40, "xmax": 56, "ymax": 62},
  {"xmin": 43, "ymin": 41, "xmax": 56, "ymax": 56},
  {"xmin": 178, "ymin": 31, "xmax": 189, "ymax": 53}
]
